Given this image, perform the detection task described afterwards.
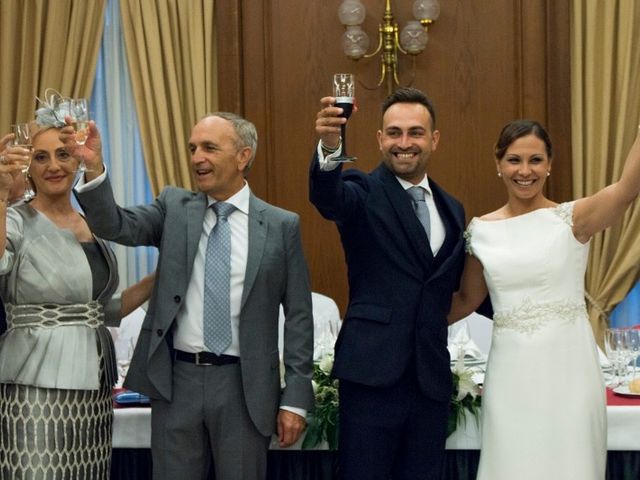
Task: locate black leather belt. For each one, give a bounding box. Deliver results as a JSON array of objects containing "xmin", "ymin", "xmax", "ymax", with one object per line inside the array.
[{"xmin": 175, "ymin": 350, "xmax": 239, "ymax": 366}]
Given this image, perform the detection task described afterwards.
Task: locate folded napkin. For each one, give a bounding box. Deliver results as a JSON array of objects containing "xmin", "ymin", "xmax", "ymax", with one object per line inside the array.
[
  {"xmin": 113, "ymin": 389, "xmax": 150, "ymax": 407},
  {"xmin": 314, "ymin": 328, "xmax": 338, "ymax": 361},
  {"xmin": 447, "ymin": 330, "xmax": 485, "ymax": 361}
]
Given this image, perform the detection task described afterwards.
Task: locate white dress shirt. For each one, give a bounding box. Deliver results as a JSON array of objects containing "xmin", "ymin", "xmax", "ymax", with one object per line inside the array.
[
  {"xmin": 77, "ymin": 170, "xmax": 250, "ymax": 355},
  {"xmin": 76, "ymin": 170, "xmax": 304, "ymax": 416},
  {"xmin": 396, "ymin": 176, "xmax": 445, "ymax": 255},
  {"xmin": 173, "ymin": 185, "xmax": 249, "ymax": 356},
  {"xmin": 317, "ymin": 141, "xmax": 446, "ymax": 254}
]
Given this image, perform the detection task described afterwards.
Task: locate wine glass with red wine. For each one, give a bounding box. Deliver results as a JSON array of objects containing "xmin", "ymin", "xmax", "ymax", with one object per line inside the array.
[{"xmin": 333, "ymin": 73, "xmax": 357, "ymax": 162}]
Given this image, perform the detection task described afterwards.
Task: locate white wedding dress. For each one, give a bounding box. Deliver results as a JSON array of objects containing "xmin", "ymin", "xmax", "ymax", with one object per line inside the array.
[{"xmin": 467, "ymin": 202, "xmax": 606, "ymax": 480}]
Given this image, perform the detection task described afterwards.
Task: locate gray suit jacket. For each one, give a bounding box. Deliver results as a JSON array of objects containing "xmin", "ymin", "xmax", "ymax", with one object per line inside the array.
[{"xmin": 76, "ymin": 177, "xmax": 314, "ymax": 436}]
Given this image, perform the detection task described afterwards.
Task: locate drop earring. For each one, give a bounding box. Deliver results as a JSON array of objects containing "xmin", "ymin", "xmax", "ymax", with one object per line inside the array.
[{"xmin": 497, "ymin": 172, "xmax": 502, "ymax": 177}]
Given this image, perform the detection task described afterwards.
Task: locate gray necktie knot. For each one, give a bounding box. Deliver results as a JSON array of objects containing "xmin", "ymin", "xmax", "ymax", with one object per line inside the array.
[
  {"xmin": 407, "ymin": 186, "xmax": 431, "ymax": 240},
  {"xmin": 407, "ymin": 186, "xmax": 426, "ymax": 203},
  {"xmin": 212, "ymin": 201, "xmax": 236, "ymax": 219}
]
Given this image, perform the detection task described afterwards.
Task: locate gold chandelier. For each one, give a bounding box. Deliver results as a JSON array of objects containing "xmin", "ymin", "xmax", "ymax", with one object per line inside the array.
[{"xmin": 338, "ymin": 0, "xmax": 440, "ymax": 94}]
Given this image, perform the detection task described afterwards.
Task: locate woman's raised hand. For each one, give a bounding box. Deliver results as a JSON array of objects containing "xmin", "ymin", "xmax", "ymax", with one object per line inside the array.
[{"xmin": 0, "ymin": 134, "xmax": 29, "ymax": 199}]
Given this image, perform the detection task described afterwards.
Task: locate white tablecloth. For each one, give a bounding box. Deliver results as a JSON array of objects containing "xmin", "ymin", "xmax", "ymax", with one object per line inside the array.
[
  {"xmin": 445, "ymin": 405, "xmax": 640, "ymax": 451},
  {"xmin": 111, "ymin": 406, "xmax": 326, "ymax": 450},
  {"xmin": 113, "ymin": 403, "xmax": 640, "ymax": 451}
]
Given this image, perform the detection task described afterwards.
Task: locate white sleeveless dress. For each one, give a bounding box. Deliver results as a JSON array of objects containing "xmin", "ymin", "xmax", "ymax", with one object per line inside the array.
[{"xmin": 466, "ymin": 202, "xmax": 606, "ymax": 480}]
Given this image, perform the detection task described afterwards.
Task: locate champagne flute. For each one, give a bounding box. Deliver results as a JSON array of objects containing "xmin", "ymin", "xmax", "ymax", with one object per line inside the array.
[
  {"xmin": 71, "ymin": 98, "xmax": 89, "ymax": 172},
  {"xmin": 71, "ymin": 98, "xmax": 89, "ymax": 144},
  {"xmin": 10, "ymin": 123, "xmax": 34, "ymax": 201},
  {"xmin": 332, "ymin": 73, "xmax": 357, "ymax": 162}
]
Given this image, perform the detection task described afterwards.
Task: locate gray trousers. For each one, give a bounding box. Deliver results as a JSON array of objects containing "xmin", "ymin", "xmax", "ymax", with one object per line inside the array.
[{"xmin": 150, "ymin": 359, "xmax": 270, "ymax": 480}]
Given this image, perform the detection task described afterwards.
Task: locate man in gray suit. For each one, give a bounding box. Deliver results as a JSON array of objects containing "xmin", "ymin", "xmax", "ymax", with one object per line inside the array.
[{"xmin": 71, "ymin": 113, "xmax": 315, "ymax": 480}]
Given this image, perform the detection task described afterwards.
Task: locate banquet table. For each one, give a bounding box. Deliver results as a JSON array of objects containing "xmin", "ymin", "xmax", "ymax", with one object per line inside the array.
[{"xmin": 111, "ymin": 387, "xmax": 640, "ymax": 480}]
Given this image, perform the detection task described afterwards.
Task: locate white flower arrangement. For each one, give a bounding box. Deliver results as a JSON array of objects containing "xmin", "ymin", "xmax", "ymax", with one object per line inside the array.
[
  {"xmin": 303, "ymin": 352, "xmax": 482, "ymax": 448},
  {"xmin": 302, "ymin": 353, "xmax": 339, "ymax": 450},
  {"xmin": 448, "ymin": 357, "xmax": 482, "ymax": 436}
]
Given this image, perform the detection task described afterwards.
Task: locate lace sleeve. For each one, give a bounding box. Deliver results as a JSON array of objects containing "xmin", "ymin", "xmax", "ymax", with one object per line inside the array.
[
  {"xmin": 554, "ymin": 201, "xmax": 575, "ymax": 226},
  {"xmin": 463, "ymin": 219, "xmax": 476, "ymax": 256}
]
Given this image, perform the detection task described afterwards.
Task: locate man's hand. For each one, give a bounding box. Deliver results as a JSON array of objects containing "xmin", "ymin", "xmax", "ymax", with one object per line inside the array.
[
  {"xmin": 315, "ymin": 96, "xmax": 358, "ymax": 151},
  {"xmin": 276, "ymin": 409, "xmax": 306, "ymax": 448},
  {"xmin": 59, "ymin": 120, "xmax": 105, "ymax": 181}
]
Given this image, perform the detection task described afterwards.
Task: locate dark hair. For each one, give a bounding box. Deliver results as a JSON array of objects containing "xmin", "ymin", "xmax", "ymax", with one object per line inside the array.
[
  {"xmin": 494, "ymin": 120, "xmax": 553, "ymax": 159},
  {"xmin": 381, "ymin": 87, "xmax": 437, "ymax": 130}
]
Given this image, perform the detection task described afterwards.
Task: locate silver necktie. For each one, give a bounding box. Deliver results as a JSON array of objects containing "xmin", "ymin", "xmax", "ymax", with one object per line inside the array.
[
  {"xmin": 407, "ymin": 186, "xmax": 431, "ymax": 240},
  {"xmin": 203, "ymin": 201, "xmax": 236, "ymax": 355}
]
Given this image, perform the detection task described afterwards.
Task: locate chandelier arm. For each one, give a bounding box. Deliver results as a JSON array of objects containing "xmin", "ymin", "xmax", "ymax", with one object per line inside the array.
[
  {"xmin": 393, "ymin": 62, "xmax": 401, "ymax": 87},
  {"xmin": 377, "ymin": 62, "xmax": 388, "ymax": 88},
  {"xmin": 363, "ymin": 29, "xmax": 384, "ymax": 59},
  {"xmin": 394, "ymin": 30, "xmax": 408, "ymax": 56},
  {"xmin": 352, "ymin": 61, "xmax": 387, "ymax": 91}
]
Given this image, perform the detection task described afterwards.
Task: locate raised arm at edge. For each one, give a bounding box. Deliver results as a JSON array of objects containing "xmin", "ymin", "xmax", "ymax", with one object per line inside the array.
[{"xmin": 573, "ymin": 127, "xmax": 640, "ymax": 241}]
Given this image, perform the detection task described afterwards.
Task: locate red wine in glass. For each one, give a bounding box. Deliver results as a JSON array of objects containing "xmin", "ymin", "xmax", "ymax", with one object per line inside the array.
[{"xmin": 333, "ymin": 74, "xmax": 357, "ymax": 162}]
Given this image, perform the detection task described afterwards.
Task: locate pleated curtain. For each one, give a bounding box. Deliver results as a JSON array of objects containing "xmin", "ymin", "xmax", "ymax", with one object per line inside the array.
[{"xmin": 571, "ymin": 0, "xmax": 640, "ymax": 345}]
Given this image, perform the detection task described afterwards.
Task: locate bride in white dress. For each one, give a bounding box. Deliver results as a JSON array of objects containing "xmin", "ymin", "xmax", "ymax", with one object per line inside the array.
[{"xmin": 449, "ymin": 120, "xmax": 640, "ymax": 480}]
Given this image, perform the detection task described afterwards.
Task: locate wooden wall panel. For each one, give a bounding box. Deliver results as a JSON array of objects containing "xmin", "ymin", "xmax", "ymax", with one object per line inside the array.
[{"xmin": 217, "ymin": 0, "xmax": 572, "ymax": 314}]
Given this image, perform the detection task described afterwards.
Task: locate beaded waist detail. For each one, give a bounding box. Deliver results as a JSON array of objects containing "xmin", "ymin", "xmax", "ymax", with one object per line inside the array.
[
  {"xmin": 493, "ymin": 298, "xmax": 586, "ymax": 335},
  {"xmin": 6, "ymin": 302, "xmax": 103, "ymax": 330}
]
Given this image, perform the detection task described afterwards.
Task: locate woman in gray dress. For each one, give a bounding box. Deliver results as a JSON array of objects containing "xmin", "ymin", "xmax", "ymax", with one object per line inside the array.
[{"xmin": 0, "ymin": 101, "xmax": 154, "ymax": 478}]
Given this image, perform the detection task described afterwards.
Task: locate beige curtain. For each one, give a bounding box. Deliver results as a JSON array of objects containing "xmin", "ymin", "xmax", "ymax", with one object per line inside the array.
[
  {"xmin": 120, "ymin": 0, "xmax": 218, "ymax": 194},
  {"xmin": 0, "ymin": 0, "xmax": 105, "ymax": 130},
  {"xmin": 571, "ymin": 0, "xmax": 640, "ymax": 345}
]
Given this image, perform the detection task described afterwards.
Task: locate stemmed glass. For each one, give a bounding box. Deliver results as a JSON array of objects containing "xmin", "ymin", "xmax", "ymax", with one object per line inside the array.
[
  {"xmin": 449, "ymin": 320, "xmax": 471, "ymax": 365},
  {"xmin": 10, "ymin": 123, "xmax": 34, "ymax": 201},
  {"xmin": 332, "ymin": 73, "xmax": 357, "ymax": 162},
  {"xmin": 70, "ymin": 98, "xmax": 89, "ymax": 172},
  {"xmin": 116, "ymin": 337, "xmax": 135, "ymax": 388},
  {"xmin": 605, "ymin": 328, "xmax": 628, "ymax": 386},
  {"xmin": 625, "ymin": 329, "xmax": 640, "ymax": 382}
]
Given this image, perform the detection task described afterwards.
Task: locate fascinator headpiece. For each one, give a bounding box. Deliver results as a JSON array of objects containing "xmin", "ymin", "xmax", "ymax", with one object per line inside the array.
[{"xmin": 34, "ymin": 88, "xmax": 74, "ymax": 128}]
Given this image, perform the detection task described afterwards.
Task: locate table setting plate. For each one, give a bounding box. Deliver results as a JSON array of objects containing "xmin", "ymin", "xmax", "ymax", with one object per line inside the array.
[{"xmin": 612, "ymin": 385, "xmax": 640, "ymax": 398}]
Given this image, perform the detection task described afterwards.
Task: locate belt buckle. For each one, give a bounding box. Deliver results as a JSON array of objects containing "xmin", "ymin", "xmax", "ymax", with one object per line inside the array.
[{"xmin": 194, "ymin": 352, "xmax": 213, "ymax": 366}]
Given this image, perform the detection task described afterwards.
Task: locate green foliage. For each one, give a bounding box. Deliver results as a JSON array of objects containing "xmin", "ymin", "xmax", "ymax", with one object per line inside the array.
[
  {"xmin": 302, "ymin": 359, "xmax": 339, "ymax": 450},
  {"xmin": 303, "ymin": 355, "xmax": 482, "ymax": 448},
  {"xmin": 447, "ymin": 366, "xmax": 482, "ymax": 437}
]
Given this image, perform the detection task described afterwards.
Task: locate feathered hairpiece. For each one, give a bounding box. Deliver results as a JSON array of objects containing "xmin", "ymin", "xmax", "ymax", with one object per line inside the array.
[{"xmin": 34, "ymin": 88, "xmax": 73, "ymax": 128}]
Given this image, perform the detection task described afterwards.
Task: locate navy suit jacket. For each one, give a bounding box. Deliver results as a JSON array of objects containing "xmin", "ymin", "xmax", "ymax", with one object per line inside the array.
[{"xmin": 309, "ymin": 157, "xmax": 466, "ymax": 402}]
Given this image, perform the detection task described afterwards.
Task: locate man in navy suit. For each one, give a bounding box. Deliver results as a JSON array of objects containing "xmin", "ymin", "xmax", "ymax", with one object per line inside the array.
[{"xmin": 310, "ymin": 88, "xmax": 465, "ymax": 479}]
